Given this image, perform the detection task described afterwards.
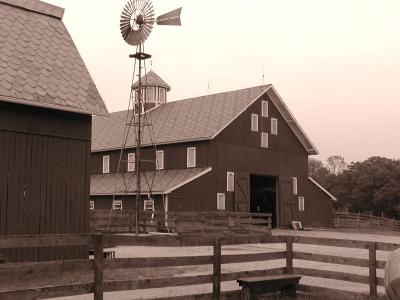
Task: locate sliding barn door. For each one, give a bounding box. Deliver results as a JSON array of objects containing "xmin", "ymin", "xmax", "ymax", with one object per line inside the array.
[
  {"xmin": 279, "ymin": 177, "xmax": 295, "ymax": 227},
  {"xmin": 235, "ymin": 173, "xmax": 250, "ymax": 212}
]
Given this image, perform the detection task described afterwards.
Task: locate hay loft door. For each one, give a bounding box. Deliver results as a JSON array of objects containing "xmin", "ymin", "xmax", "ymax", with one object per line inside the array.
[{"xmin": 235, "ymin": 173, "xmax": 250, "ymax": 212}]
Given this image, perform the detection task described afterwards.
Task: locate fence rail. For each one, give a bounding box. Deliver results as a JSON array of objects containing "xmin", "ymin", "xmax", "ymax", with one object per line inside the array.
[
  {"xmin": 0, "ymin": 233, "xmax": 399, "ymax": 299},
  {"xmin": 334, "ymin": 212, "xmax": 400, "ymax": 231}
]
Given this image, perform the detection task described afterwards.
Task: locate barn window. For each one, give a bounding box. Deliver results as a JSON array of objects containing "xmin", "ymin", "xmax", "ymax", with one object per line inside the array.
[
  {"xmin": 271, "ymin": 118, "xmax": 278, "ymax": 135},
  {"xmin": 156, "ymin": 150, "xmax": 164, "ymax": 170},
  {"xmin": 146, "ymin": 86, "xmax": 155, "ymax": 101},
  {"xmin": 127, "ymin": 153, "xmax": 136, "ymax": 172},
  {"xmin": 144, "ymin": 199, "xmax": 155, "ymax": 211},
  {"xmin": 251, "ymin": 114, "xmax": 258, "ymax": 132},
  {"xmin": 217, "ymin": 193, "xmax": 226, "ymax": 210},
  {"xmin": 187, "ymin": 147, "xmax": 196, "ymax": 168},
  {"xmin": 102, "ymin": 155, "xmax": 110, "ymax": 174},
  {"xmin": 227, "ymin": 172, "xmax": 235, "ymax": 192},
  {"xmin": 261, "ymin": 132, "xmax": 269, "ymax": 148},
  {"xmin": 298, "ymin": 196, "xmax": 305, "ymax": 211},
  {"xmin": 89, "ymin": 201, "xmax": 95, "ymax": 210},
  {"xmin": 159, "ymin": 88, "xmax": 166, "ymax": 102},
  {"xmin": 112, "ymin": 200, "xmax": 123, "ymax": 211},
  {"xmin": 292, "ymin": 177, "xmax": 298, "ymax": 195},
  {"xmin": 262, "ymin": 101, "xmax": 269, "ymax": 117}
]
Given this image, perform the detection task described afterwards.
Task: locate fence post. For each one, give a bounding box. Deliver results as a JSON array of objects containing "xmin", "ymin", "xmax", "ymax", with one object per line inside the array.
[
  {"xmin": 129, "ymin": 212, "xmax": 133, "ymax": 233},
  {"xmin": 358, "ymin": 212, "xmax": 360, "ymax": 229},
  {"xmin": 369, "ymin": 242, "xmax": 377, "ymax": 298},
  {"xmin": 212, "ymin": 237, "xmax": 222, "ymax": 300},
  {"xmin": 94, "ymin": 234, "xmax": 104, "ymax": 300},
  {"xmin": 286, "ymin": 236, "xmax": 293, "ymax": 274}
]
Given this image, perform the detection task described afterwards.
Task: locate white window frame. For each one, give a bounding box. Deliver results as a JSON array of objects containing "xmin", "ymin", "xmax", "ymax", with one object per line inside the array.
[
  {"xmin": 156, "ymin": 150, "xmax": 164, "ymax": 170},
  {"xmin": 102, "ymin": 155, "xmax": 110, "ymax": 174},
  {"xmin": 262, "ymin": 100, "xmax": 269, "ymax": 117},
  {"xmin": 261, "ymin": 132, "xmax": 269, "ymax": 148},
  {"xmin": 187, "ymin": 147, "xmax": 196, "ymax": 168},
  {"xmin": 292, "ymin": 177, "xmax": 298, "ymax": 195},
  {"xmin": 144, "ymin": 199, "xmax": 155, "ymax": 211},
  {"xmin": 217, "ymin": 193, "xmax": 226, "ymax": 210},
  {"xmin": 227, "ymin": 172, "xmax": 235, "ymax": 192},
  {"xmin": 146, "ymin": 86, "xmax": 155, "ymax": 102},
  {"xmin": 89, "ymin": 201, "xmax": 95, "ymax": 211},
  {"xmin": 271, "ymin": 118, "xmax": 278, "ymax": 135},
  {"xmin": 112, "ymin": 200, "xmax": 123, "ymax": 211},
  {"xmin": 127, "ymin": 153, "xmax": 136, "ymax": 172},
  {"xmin": 159, "ymin": 88, "xmax": 166, "ymax": 102},
  {"xmin": 251, "ymin": 114, "xmax": 258, "ymax": 132},
  {"xmin": 298, "ymin": 196, "xmax": 305, "ymax": 211}
]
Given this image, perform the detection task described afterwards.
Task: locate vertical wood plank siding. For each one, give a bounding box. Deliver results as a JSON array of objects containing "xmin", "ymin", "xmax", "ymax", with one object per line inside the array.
[{"xmin": 0, "ymin": 102, "xmax": 91, "ymax": 262}]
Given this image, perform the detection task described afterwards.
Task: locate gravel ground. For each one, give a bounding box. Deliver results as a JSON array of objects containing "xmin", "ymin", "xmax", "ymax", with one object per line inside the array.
[{"xmin": 54, "ymin": 229, "xmax": 400, "ymax": 300}]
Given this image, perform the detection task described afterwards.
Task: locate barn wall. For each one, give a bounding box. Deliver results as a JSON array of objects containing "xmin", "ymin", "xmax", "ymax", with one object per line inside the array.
[
  {"xmin": 91, "ymin": 195, "xmax": 165, "ymax": 212},
  {"xmin": 0, "ymin": 102, "xmax": 91, "ymax": 262}
]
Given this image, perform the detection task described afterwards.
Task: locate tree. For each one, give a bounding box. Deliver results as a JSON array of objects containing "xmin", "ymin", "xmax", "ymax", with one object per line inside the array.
[
  {"xmin": 308, "ymin": 158, "xmax": 330, "ymax": 187},
  {"xmin": 326, "ymin": 155, "xmax": 347, "ymax": 175}
]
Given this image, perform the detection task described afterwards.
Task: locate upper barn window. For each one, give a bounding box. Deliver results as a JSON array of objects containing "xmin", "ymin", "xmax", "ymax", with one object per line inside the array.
[
  {"xmin": 217, "ymin": 193, "xmax": 226, "ymax": 210},
  {"xmin": 156, "ymin": 150, "xmax": 164, "ymax": 170},
  {"xmin": 298, "ymin": 196, "xmax": 305, "ymax": 211},
  {"xmin": 187, "ymin": 147, "xmax": 196, "ymax": 168},
  {"xmin": 227, "ymin": 172, "xmax": 235, "ymax": 192},
  {"xmin": 261, "ymin": 132, "xmax": 269, "ymax": 148},
  {"xmin": 103, "ymin": 155, "xmax": 110, "ymax": 174},
  {"xmin": 112, "ymin": 200, "xmax": 123, "ymax": 211},
  {"xmin": 271, "ymin": 118, "xmax": 278, "ymax": 135},
  {"xmin": 262, "ymin": 101, "xmax": 269, "ymax": 117},
  {"xmin": 127, "ymin": 153, "xmax": 136, "ymax": 172},
  {"xmin": 251, "ymin": 114, "xmax": 258, "ymax": 131},
  {"xmin": 292, "ymin": 177, "xmax": 298, "ymax": 195}
]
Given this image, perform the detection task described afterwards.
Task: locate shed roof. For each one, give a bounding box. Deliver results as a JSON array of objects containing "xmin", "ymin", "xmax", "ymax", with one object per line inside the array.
[
  {"xmin": 132, "ymin": 70, "xmax": 171, "ymax": 91},
  {"xmin": 0, "ymin": 0, "xmax": 108, "ymax": 115},
  {"xmin": 91, "ymin": 167, "xmax": 212, "ymax": 195},
  {"xmin": 92, "ymin": 84, "xmax": 318, "ymax": 155},
  {"xmin": 308, "ymin": 177, "xmax": 337, "ymax": 201}
]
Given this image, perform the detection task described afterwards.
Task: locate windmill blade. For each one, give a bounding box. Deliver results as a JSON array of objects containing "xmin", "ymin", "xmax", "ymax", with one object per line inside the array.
[{"xmin": 156, "ymin": 7, "xmax": 182, "ymax": 26}]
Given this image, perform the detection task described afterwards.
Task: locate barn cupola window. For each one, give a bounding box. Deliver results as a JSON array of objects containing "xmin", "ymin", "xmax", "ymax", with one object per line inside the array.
[
  {"xmin": 251, "ymin": 114, "xmax": 258, "ymax": 132},
  {"xmin": 127, "ymin": 153, "xmax": 136, "ymax": 172},
  {"xmin": 217, "ymin": 193, "xmax": 226, "ymax": 210},
  {"xmin": 298, "ymin": 196, "xmax": 305, "ymax": 211},
  {"xmin": 262, "ymin": 100, "xmax": 269, "ymax": 117},
  {"xmin": 271, "ymin": 118, "xmax": 278, "ymax": 135},
  {"xmin": 112, "ymin": 200, "xmax": 123, "ymax": 211},
  {"xmin": 261, "ymin": 132, "xmax": 269, "ymax": 148},
  {"xmin": 292, "ymin": 177, "xmax": 298, "ymax": 195},
  {"xmin": 156, "ymin": 150, "xmax": 164, "ymax": 170},
  {"xmin": 102, "ymin": 155, "xmax": 110, "ymax": 174},
  {"xmin": 227, "ymin": 172, "xmax": 235, "ymax": 192},
  {"xmin": 187, "ymin": 147, "xmax": 196, "ymax": 168}
]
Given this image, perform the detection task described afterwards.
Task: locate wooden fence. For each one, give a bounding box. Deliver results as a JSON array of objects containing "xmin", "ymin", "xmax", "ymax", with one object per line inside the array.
[
  {"xmin": 89, "ymin": 210, "xmax": 272, "ymax": 234},
  {"xmin": 0, "ymin": 233, "xmax": 399, "ymax": 299},
  {"xmin": 334, "ymin": 211, "xmax": 400, "ymax": 231}
]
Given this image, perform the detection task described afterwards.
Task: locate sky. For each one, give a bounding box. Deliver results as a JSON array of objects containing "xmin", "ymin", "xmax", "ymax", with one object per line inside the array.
[{"xmin": 46, "ymin": 0, "xmax": 400, "ymax": 163}]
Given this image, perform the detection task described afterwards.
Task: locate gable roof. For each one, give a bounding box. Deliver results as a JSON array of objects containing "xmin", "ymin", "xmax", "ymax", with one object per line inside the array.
[
  {"xmin": 0, "ymin": 0, "xmax": 108, "ymax": 115},
  {"xmin": 92, "ymin": 84, "xmax": 318, "ymax": 155},
  {"xmin": 132, "ymin": 70, "xmax": 171, "ymax": 91}
]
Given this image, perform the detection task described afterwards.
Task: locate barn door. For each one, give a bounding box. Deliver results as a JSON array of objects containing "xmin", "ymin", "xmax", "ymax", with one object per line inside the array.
[
  {"xmin": 279, "ymin": 177, "xmax": 295, "ymax": 227},
  {"xmin": 235, "ymin": 173, "xmax": 250, "ymax": 212}
]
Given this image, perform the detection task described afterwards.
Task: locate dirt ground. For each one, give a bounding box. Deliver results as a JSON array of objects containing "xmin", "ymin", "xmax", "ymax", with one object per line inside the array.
[{"xmin": 55, "ymin": 229, "xmax": 400, "ymax": 300}]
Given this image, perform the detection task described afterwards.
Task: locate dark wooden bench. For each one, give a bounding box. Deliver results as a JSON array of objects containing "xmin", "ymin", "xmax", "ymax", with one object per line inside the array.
[{"xmin": 237, "ymin": 274, "xmax": 301, "ymax": 299}]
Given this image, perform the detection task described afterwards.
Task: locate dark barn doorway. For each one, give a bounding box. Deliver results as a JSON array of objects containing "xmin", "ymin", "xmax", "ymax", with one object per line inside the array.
[{"xmin": 250, "ymin": 175, "xmax": 277, "ymax": 228}]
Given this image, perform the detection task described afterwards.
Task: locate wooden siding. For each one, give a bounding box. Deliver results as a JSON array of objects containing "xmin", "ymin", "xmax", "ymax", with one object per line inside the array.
[{"xmin": 0, "ymin": 102, "xmax": 90, "ymax": 261}]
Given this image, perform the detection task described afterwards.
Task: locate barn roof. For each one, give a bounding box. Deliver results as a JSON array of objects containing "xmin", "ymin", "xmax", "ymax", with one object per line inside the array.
[
  {"xmin": 91, "ymin": 167, "xmax": 212, "ymax": 195},
  {"xmin": 92, "ymin": 84, "xmax": 318, "ymax": 155},
  {"xmin": 0, "ymin": 0, "xmax": 108, "ymax": 116},
  {"xmin": 132, "ymin": 70, "xmax": 171, "ymax": 91}
]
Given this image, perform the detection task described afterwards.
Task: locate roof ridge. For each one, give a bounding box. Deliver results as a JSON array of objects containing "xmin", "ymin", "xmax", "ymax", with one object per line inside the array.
[{"xmin": 0, "ymin": 0, "xmax": 64, "ymax": 19}]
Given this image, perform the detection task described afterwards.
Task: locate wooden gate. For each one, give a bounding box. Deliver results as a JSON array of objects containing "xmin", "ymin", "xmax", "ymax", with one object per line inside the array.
[{"xmin": 235, "ymin": 173, "xmax": 250, "ymax": 212}]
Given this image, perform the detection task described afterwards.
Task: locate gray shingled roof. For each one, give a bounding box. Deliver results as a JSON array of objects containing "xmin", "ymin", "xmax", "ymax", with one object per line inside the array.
[
  {"xmin": 92, "ymin": 85, "xmax": 270, "ymax": 151},
  {"xmin": 132, "ymin": 70, "xmax": 171, "ymax": 91},
  {"xmin": 91, "ymin": 167, "xmax": 212, "ymax": 195},
  {"xmin": 0, "ymin": 0, "xmax": 108, "ymax": 115}
]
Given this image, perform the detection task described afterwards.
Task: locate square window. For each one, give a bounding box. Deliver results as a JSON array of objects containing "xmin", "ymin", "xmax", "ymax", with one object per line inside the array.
[
  {"xmin": 156, "ymin": 150, "xmax": 164, "ymax": 170},
  {"xmin": 251, "ymin": 114, "xmax": 258, "ymax": 132},
  {"xmin": 144, "ymin": 199, "xmax": 155, "ymax": 211},
  {"xmin": 113, "ymin": 200, "xmax": 123, "ymax": 211},
  {"xmin": 271, "ymin": 118, "xmax": 278, "ymax": 135},
  {"xmin": 217, "ymin": 193, "xmax": 225, "ymax": 210},
  {"xmin": 227, "ymin": 172, "xmax": 235, "ymax": 192},
  {"xmin": 89, "ymin": 201, "xmax": 95, "ymax": 210},
  {"xmin": 103, "ymin": 155, "xmax": 110, "ymax": 174},
  {"xmin": 261, "ymin": 132, "xmax": 269, "ymax": 148},
  {"xmin": 127, "ymin": 153, "xmax": 136, "ymax": 172},
  {"xmin": 187, "ymin": 147, "xmax": 196, "ymax": 168},
  {"xmin": 298, "ymin": 197, "xmax": 305, "ymax": 211},
  {"xmin": 262, "ymin": 101, "xmax": 269, "ymax": 117},
  {"xmin": 292, "ymin": 177, "xmax": 298, "ymax": 195}
]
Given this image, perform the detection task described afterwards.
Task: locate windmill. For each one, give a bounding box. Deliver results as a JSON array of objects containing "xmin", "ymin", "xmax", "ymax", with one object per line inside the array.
[{"xmin": 114, "ymin": 0, "xmax": 182, "ymax": 235}]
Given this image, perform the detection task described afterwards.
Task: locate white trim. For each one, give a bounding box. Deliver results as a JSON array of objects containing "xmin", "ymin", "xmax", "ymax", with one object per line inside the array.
[
  {"xmin": 112, "ymin": 200, "xmax": 123, "ymax": 211},
  {"xmin": 164, "ymin": 167, "xmax": 212, "ymax": 194},
  {"xmin": 226, "ymin": 171, "xmax": 234, "ymax": 192},
  {"xmin": 251, "ymin": 113, "xmax": 259, "ymax": 132},
  {"xmin": 144, "ymin": 199, "xmax": 155, "ymax": 211},
  {"xmin": 262, "ymin": 100, "xmax": 269, "ymax": 117},
  {"xmin": 156, "ymin": 150, "xmax": 164, "ymax": 170},
  {"xmin": 271, "ymin": 118, "xmax": 278, "ymax": 135},
  {"xmin": 308, "ymin": 177, "xmax": 338, "ymax": 201},
  {"xmin": 292, "ymin": 177, "xmax": 298, "ymax": 195},
  {"xmin": 298, "ymin": 196, "xmax": 305, "ymax": 211},
  {"xmin": 89, "ymin": 200, "xmax": 95, "ymax": 210},
  {"xmin": 261, "ymin": 132, "xmax": 268, "ymax": 148},
  {"xmin": 102, "ymin": 155, "xmax": 110, "ymax": 174},
  {"xmin": 187, "ymin": 147, "xmax": 196, "ymax": 168},
  {"xmin": 127, "ymin": 153, "xmax": 135, "ymax": 172},
  {"xmin": 217, "ymin": 193, "xmax": 226, "ymax": 210}
]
